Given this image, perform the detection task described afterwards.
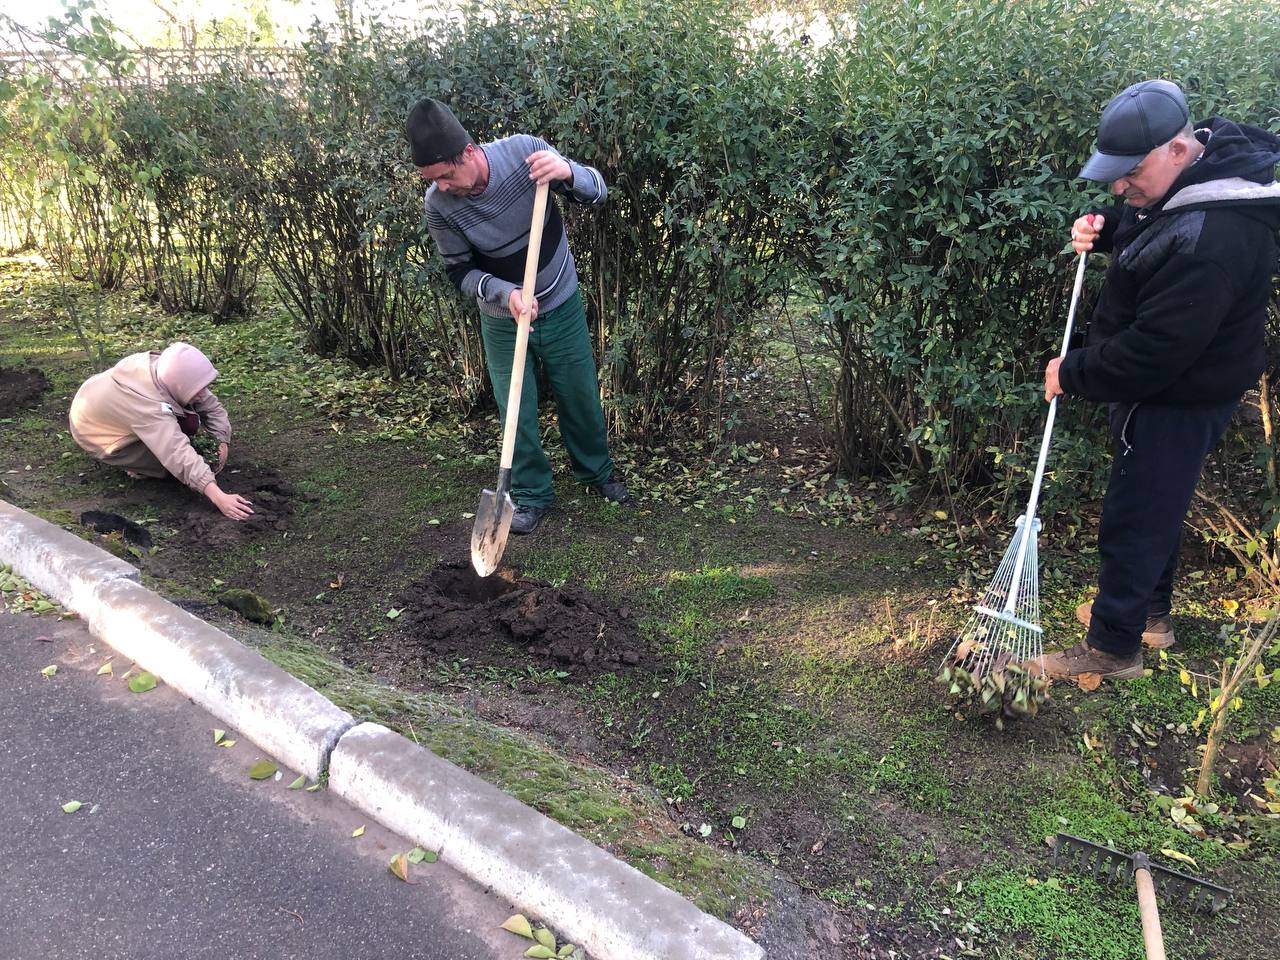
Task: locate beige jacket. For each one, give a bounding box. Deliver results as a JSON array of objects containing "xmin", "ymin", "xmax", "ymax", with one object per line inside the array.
[{"xmin": 69, "ymin": 351, "xmax": 232, "ymax": 492}]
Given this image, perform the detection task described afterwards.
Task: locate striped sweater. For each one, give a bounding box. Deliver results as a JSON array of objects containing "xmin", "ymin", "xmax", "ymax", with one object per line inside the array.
[{"xmin": 424, "ymin": 134, "xmax": 607, "ymax": 318}]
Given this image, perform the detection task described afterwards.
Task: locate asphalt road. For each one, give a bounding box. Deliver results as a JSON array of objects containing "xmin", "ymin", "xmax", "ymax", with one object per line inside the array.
[{"xmin": 0, "ymin": 607, "xmax": 515, "ymax": 960}]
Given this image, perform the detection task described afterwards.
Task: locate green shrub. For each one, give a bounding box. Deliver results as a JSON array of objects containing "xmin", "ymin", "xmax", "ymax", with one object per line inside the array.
[
  {"xmin": 791, "ymin": 0, "xmax": 1280, "ymax": 509},
  {"xmin": 116, "ymin": 72, "xmax": 274, "ymax": 320}
]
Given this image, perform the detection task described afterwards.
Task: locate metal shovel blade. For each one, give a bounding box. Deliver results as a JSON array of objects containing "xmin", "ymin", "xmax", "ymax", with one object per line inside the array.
[{"xmin": 470, "ymin": 487, "xmax": 514, "ymax": 578}]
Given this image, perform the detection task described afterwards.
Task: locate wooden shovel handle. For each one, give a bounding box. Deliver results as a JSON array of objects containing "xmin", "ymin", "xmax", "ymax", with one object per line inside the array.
[
  {"xmin": 499, "ymin": 180, "xmax": 550, "ymax": 472},
  {"xmin": 1134, "ymin": 861, "xmax": 1167, "ymax": 960}
]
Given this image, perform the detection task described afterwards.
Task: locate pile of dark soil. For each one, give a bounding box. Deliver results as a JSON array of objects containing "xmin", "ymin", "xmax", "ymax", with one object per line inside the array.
[
  {"xmin": 0, "ymin": 367, "xmax": 50, "ymax": 417},
  {"xmin": 400, "ymin": 561, "xmax": 645, "ymax": 674}
]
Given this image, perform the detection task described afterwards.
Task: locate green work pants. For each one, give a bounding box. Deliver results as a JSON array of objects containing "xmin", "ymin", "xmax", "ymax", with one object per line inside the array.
[{"xmin": 479, "ymin": 289, "xmax": 614, "ymax": 507}]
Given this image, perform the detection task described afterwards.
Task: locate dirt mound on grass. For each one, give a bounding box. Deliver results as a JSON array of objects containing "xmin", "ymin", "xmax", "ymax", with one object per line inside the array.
[
  {"xmin": 400, "ymin": 561, "xmax": 645, "ymax": 674},
  {"xmin": 0, "ymin": 367, "xmax": 50, "ymax": 416}
]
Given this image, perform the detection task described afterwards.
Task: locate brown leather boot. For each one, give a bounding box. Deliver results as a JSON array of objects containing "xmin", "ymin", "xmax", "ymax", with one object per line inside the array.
[
  {"xmin": 1075, "ymin": 601, "xmax": 1175, "ymax": 649},
  {"xmin": 1038, "ymin": 638, "xmax": 1145, "ymax": 681}
]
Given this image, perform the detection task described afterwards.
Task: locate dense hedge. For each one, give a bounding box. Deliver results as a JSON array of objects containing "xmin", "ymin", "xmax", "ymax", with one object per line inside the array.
[{"xmin": 2, "ymin": 0, "xmax": 1278, "ymax": 514}]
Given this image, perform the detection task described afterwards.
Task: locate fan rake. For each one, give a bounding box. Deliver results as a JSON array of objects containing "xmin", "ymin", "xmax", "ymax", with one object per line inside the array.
[{"xmin": 941, "ymin": 251, "xmax": 1090, "ymax": 714}]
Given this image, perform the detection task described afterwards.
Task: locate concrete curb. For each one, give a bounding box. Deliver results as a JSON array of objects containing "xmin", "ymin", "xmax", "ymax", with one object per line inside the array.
[
  {"xmin": 1, "ymin": 499, "xmax": 354, "ymax": 780},
  {"xmin": 0, "ymin": 499, "xmax": 139, "ymax": 607},
  {"xmin": 84, "ymin": 577, "xmax": 355, "ymax": 780},
  {"xmin": 1, "ymin": 499, "xmax": 764, "ymax": 959},
  {"xmin": 330, "ymin": 723, "xmax": 764, "ymax": 960}
]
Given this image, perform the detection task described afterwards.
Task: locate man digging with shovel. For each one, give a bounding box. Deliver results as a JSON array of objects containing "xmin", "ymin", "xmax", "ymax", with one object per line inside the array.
[
  {"xmin": 1039, "ymin": 79, "xmax": 1280, "ymax": 682},
  {"xmin": 407, "ymin": 98, "xmax": 628, "ymax": 539}
]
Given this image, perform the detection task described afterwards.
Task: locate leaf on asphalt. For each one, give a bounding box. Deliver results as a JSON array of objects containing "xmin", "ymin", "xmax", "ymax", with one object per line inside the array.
[
  {"xmin": 731, "ymin": 815, "xmax": 747, "ymax": 830},
  {"xmin": 557, "ymin": 946, "xmax": 576, "ymax": 959},
  {"xmin": 407, "ymin": 846, "xmax": 426, "ymax": 864},
  {"xmin": 213, "ymin": 728, "xmax": 226, "ymax": 745},
  {"xmin": 61, "ymin": 800, "xmax": 82, "ymax": 814},
  {"xmin": 219, "ymin": 739, "xmax": 237, "ymax": 748},
  {"xmin": 288, "ymin": 776, "xmax": 306, "ymax": 790},
  {"xmin": 352, "ymin": 825, "xmax": 365, "ymax": 838},
  {"xmin": 304, "ymin": 782, "xmax": 322, "ymax": 792},
  {"xmin": 385, "ymin": 608, "xmax": 401, "ymax": 620},
  {"xmin": 40, "ymin": 664, "xmax": 57, "ymax": 678},
  {"xmin": 500, "ymin": 914, "xmax": 535, "ymax": 940},
  {"xmin": 127, "ymin": 671, "xmax": 158, "ymax": 693},
  {"xmin": 248, "ymin": 761, "xmax": 277, "ymax": 780},
  {"xmin": 533, "ymin": 927, "xmax": 556, "ymax": 950},
  {"xmin": 1160, "ymin": 848, "xmax": 1198, "ymax": 869},
  {"xmin": 389, "ymin": 853, "xmax": 410, "ymax": 882},
  {"xmin": 1076, "ymin": 672, "xmax": 1103, "ymax": 692},
  {"xmin": 421, "ymin": 849, "xmax": 438, "ymax": 863},
  {"xmin": 96, "ymin": 661, "xmax": 112, "ymax": 676},
  {"xmin": 525, "ymin": 948, "xmax": 557, "ymax": 960}
]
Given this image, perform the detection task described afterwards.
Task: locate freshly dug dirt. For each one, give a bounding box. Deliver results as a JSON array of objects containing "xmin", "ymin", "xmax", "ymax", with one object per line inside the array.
[
  {"xmin": 0, "ymin": 367, "xmax": 50, "ymax": 416},
  {"xmin": 400, "ymin": 561, "xmax": 646, "ymax": 675},
  {"xmin": 177, "ymin": 466, "xmax": 308, "ymax": 546}
]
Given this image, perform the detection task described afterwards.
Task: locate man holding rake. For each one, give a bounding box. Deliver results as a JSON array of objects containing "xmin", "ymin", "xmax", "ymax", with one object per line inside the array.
[{"xmin": 1039, "ymin": 79, "xmax": 1280, "ymax": 681}]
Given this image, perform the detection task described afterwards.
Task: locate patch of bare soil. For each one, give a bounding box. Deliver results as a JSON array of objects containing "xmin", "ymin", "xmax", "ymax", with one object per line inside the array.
[
  {"xmin": 1218, "ymin": 737, "xmax": 1278, "ymax": 801},
  {"xmin": 0, "ymin": 366, "xmax": 49, "ymax": 416},
  {"xmin": 398, "ymin": 561, "xmax": 647, "ymax": 676},
  {"xmin": 100, "ymin": 464, "xmax": 307, "ymax": 554}
]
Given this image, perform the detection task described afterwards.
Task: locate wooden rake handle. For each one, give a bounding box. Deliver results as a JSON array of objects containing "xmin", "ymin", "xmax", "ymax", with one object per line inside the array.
[
  {"xmin": 1133, "ymin": 856, "xmax": 1167, "ymax": 960},
  {"xmin": 498, "ymin": 180, "xmax": 550, "ymax": 473}
]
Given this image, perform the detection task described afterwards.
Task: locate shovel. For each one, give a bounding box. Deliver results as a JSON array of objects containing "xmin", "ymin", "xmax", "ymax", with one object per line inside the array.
[
  {"xmin": 1052, "ymin": 833, "xmax": 1231, "ymax": 960},
  {"xmin": 471, "ymin": 180, "xmax": 550, "ymax": 577}
]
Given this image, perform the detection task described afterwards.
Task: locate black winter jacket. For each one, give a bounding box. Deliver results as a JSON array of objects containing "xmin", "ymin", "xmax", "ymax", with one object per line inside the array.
[{"xmin": 1058, "ymin": 117, "xmax": 1280, "ymax": 406}]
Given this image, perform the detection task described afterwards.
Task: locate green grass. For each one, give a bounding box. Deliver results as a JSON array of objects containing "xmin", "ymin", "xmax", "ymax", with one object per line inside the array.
[
  {"xmin": 1024, "ymin": 767, "xmax": 1231, "ymax": 870},
  {"xmin": 959, "ymin": 868, "xmax": 1144, "ymax": 960},
  {"xmin": 646, "ymin": 565, "xmax": 775, "ymax": 663},
  {"xmin": 255, "ymin": 633, "xmax": 768, "ymax": 916}
]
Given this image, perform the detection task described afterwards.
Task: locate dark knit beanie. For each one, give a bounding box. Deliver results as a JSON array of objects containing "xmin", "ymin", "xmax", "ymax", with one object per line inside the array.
[{"xmin": 406, "ymin": 97, "xmax": 472, "ymax": 167}]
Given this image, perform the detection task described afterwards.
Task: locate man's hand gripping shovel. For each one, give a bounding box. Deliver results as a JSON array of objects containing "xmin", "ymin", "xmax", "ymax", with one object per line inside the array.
[{"xmin": 470, "ymin": 181, "xmax": 549, "ymax": 577}]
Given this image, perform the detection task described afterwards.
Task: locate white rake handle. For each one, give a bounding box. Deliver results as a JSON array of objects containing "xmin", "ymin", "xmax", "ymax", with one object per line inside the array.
[{"xmin": 1001, "ymin": 250, "xmax": 1088, "ymax": 616}]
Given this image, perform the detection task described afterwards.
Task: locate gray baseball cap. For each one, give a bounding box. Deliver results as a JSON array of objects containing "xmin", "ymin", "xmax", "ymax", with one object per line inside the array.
[{"xmin": 1079, "ymin": 79, "xmax": 1190, "ymax": 181}]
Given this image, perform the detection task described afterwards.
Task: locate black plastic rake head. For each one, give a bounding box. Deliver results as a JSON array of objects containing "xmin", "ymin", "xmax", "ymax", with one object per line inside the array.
[{"xmin": 1052, "ymin": 833, "xmax": 1231, "ymax": 914}]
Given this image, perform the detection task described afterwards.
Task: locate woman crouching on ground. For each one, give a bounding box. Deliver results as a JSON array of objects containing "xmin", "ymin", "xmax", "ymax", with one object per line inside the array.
[{"xmin": 69, "ymin": 342, "xmax": 254, "ymax": 521}]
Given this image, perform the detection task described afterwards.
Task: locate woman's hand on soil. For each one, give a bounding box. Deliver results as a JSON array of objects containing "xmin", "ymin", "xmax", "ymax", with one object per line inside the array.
[
  {"xmin": 215, "ymin": 442, "xmax": 229, "ymax": 475},
  {"xmin": 205, "ymin": 482, "xmax": 254, "ymax": 521}
]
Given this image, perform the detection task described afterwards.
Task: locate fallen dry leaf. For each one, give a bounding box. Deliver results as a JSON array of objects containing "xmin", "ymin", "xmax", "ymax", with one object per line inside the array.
[
  {"xmin": 1077, "ymin": 672, "xmax": 1103, "ymax": 692},
  {"xmin": 1160, "ymin": 848, "xmax": 1199, "ymax": 869},
  {"xmin": 389, "ymin": 853, "xmax": 410, "ymax": 882},
  {"xmin": 500, "ymin": 914, "xmax": 535, "ymax": 940}
]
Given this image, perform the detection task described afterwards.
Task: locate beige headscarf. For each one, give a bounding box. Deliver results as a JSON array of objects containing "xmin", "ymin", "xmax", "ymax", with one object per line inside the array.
[{"xmin": 155, "ymin": 342, "xmax": 218, "ymax": 406}]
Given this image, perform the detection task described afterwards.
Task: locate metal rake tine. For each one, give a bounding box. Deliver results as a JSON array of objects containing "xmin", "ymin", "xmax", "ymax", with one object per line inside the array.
[{"xmin": 1184, "ymin": 883, "xmax": 1204, "ymax": 911}]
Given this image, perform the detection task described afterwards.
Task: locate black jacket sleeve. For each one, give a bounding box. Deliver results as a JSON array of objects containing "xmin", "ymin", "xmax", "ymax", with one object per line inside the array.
[{"xmin": 1057, "ymin": 252, "xmax": 1237, "ymax": 402}]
